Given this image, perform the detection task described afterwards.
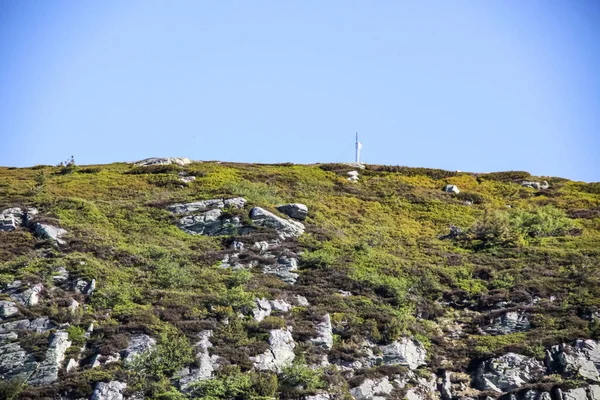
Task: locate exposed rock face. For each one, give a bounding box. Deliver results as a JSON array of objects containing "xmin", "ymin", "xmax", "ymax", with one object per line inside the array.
[
  {"xmin": 179, "ymin": 330, "xmax": 220, "ymax": 391},
  {"xmin": 292, "ymin": 295, "xmax": 310, "ymax": 307},
  {"xmin": 167, "ymin": 197, "xmax": 247, "ymax": 215},
  {"xmin": 0, "ymin": 207, "xmax": 38, "ymax": 231},
  {"xmin": 0, "ymin": 317, "xmax": 54, "ymax": 333},
  {"xmin": 169, "ymin": 198, "xmax": 250, "ymax": 236},
  {"xmin": 9, "ymin": 283, "xmax": 44, "ymax": 306},
  {"xmin": 486, "ymin": 311, "xmax": 531, "ymax": 335},
  {"xmin": 547, "ymin": 339, "xmax": 600, "ymax": 381},
  {"xmin": 0, "ymin": 341, "xmax": 38, "ymax": 382},
  {"xmin": 0, "ymin": 300, "xmax": 19, "ymax": 318},
  {"xmin": 523, "ymin": 390, "xmax": 552, "ymax": 400},
  {"xmin": 74, "ymin": 278, "xmax": 96, "ymax": 295},
  {"xmin": 263, "ymin": 256, "xmax": 299, "ymax": 284},
  {"xmin": 350, "ymin": 377, "xmax": 394, "ymax": 400},
  {"xmin": 251, "ymin": 329, "xmax": 296, "ymax": 372},
  {"xmin": 28, "ymin": 330, "xmax": 72, "ymax": 386},
  {"xmin": 521, "ymin": 181, "xmax": 549, "ymax": 190},
  {"xmin": 133, "ymin": 157, "xmax": 191, "ymax": 167},
  {"xmin": 381, "ymin": 337, "xmax": 427, "ymax": 370},
  {"xmin": 405, "ymin": 372, "xmax": 440, "ymax": 400},
  {"xmin": 252, "ymin": 298, "xmax": 292, "ymax": 322},
  {"xmin": 91, "ymin": 381, "xmax": 127, "ymax": 400},
  {"xmin": 305, "ymin": 394, "xmax": 331, "ymax": 400},
  {"xmin": 475, "ymin": 353, "xmax": 546, "ymax": 392},
  {"xmin": 250, "ymin": 207, "xmax": 305, "ymax": 238},
  {"xmin": 311, "ymin": 314, "xmax": 333, "ymax": 350},
  {"xmin": 276, "ymin": 203, "xmax": 308, "ymax": 221},
  {"xmin": 347, "ymin": 171, "xmax": 359, "ymax": 182},
  {"xmin": 444, "ymin": 185, "xmax": 460, "ymax": 194},
  {"xmin": 33, "ymin": 222, "xmax": 68, "ymax": 245},
  {"xmin": 122, "ymin": 334, "xmax": 156, "ymax": 363}
]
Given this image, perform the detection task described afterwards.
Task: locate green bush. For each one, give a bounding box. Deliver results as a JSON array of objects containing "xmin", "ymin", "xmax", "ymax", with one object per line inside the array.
[{"xmin": 279, "ymin": 360, "xmax": 326, "ymax": 391}]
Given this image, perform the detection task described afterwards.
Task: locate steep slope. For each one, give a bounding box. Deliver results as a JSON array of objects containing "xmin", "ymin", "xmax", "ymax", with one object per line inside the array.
[{"xmin": 0, "ymin": 160, "xmax": 599, "ymax": 400}]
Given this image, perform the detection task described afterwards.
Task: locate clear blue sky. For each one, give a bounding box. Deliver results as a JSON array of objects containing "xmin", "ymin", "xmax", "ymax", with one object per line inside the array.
[{"xmin": 1, "ymin": 1, "xmax": 599, "ymax": 181}]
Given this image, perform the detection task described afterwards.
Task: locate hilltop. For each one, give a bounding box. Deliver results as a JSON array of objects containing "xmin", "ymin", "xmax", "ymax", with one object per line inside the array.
[{"xmin": 0, "ymin": 158, "xmax": 599, "ymax": 400}]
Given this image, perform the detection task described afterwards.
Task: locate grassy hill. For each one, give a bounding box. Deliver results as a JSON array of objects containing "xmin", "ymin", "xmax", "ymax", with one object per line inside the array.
[{"xmin": 1, "ymin": 160, "xmax": 599, "ymax": 399}]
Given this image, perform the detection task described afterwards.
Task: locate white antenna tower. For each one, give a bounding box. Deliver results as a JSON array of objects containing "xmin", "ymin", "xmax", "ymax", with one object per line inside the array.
[{"xmin": 355, "ymin": 132, "xmax": 363, "ymax": 163}]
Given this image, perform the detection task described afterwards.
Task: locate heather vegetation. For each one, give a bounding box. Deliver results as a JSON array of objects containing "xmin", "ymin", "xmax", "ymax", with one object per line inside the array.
[{"xmin": 0, "ymin": 160, "xmax": 599, "ymax": 399}]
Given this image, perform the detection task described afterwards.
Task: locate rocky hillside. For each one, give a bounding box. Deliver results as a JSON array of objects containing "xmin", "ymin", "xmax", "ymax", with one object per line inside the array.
[{"xmin": 1, "ymin": 158, "xmax": 599, "ymax": 400}]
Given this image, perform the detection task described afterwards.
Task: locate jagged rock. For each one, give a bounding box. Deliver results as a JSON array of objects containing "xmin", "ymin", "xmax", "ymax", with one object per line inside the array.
[
  {"xmin": 179, "ymin": 330, "xmax": 220, "ymax": 391},
  {"xmin": 0, "ymin": 300, "xmax": 19, "ymax": 318},
  {"xmin": 311, "ymin": 314, "xmax": 333, "ymax": 350},
  {"xmin": 556, "ymin": 388, "xmax": 589, "ymax": 400},
  {"xmin": 66, "ymin": 358, "xmax": 78, "ymax": 372},
  {"xmin": 589, "ymin": 385, "xmax": 600, "ymax": 400},
  {"xmin": 444, "ymin": 185, "xmax": 460, "ymax": 194},
  {"xmin": 0, "ymin": 332, "xmax": 18, "ymax": 343},
  {"xmin": 91, "ymin": 381, "xmax": 127, "ymax": 400},
  {"xmin": 0, "ymin": 316, "xmax": 54, "ymax": 333},
  {"xmin": 74, "ymin": 278, "xmax": 96, "ymax": 295},
  {"xmin": 28, "ymin": 330, "xmax": 72, "ymax": 386},
  {"xmin": 167, "ymin": 197, "xmax": 247, "ymax": 215},
  {"xmin": 271, "ymin": 299, "xmax": 293, "ymax": 313},
  {"xmin": 253, "ymin": 298, "xmax": 272, "ymax": 322},
  {"xmin": 0, "ymin": 207, "xmax": 38, "ymax": 231},
  {"xmin": 253, "ymin": 241, "xmax": 270, "ymax": 253},
  {"xmin": 475, "ymin": 353, "xmax": 546, "ymax": 392},
  {"xmin": 33, "ymin": 222, "xmax": 67, "ymax": 245},
  {"xmin": 547, "ymin": 340, "xmax": 600, "ymax": 381},
  {"xmin": 350, "ymin": 377, "xmax": 394, "ymax": 400},
  {"xmin": 251, "ymin": 329, "xmax": 295, "ymax": 372},
  {"xmin": 69, "ymin": 299, "xmax": 80, "ymax": 313},
  {"xmin": 438, "ymin": 371, "xmax": 452, "ymax": 400},
  {"xmin": 9, "ymin": 283, "xmax": 43, "ymax": 306},
  {"xmin": 250, "ymin": 207, "xmax": 305, "ymax": 238},
  {"xmin": 179, "ymin": 175, "xmax": 196, "ymax": 184},
  {"xmin": 521, "ymin": 181, "xmax": 549, "ymax": 190},
  {"xmin": 122, "ymin": 334, "xmax": 156, "ymax": 362},
  {"xmin": 276, "ymin": 203, "xmax": 308, "ymax": 221},
  {"xmin": 176, "ymin": 208, "xmax": 251, "ymax": 236},
  {"xmin": 263, "ymin": 256, "xmax": 299, "ymax": 284},
  {"xmin": 347, "ymin": 171, "xmax": 359, "ymax": 182},
  {"xmin": 405, "ymin": 373, "xmax": 439, "ymax": 400},
  {"xmin": 486, "ymin": 311, "xmax": 531, "ymax": 335},
  {"xmin": 292, "ymin": 295, "xmax": 310, "ymax": 307},
  {"xmin": 0, "ymin": 341, "xmax": 38, "ymax": 382},
  {"xmin": 133, "ymin": 157, "xmax": 191, "ymax": 167},
  {"xmin": 380, "ymin": 337, "xmax": 427, "ymax": 370}
]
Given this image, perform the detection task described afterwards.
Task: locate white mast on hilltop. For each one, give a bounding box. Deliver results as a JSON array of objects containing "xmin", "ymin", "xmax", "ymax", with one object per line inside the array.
[{"xmin": 355, "ymin": 132, "xmax": 363, "ymax": 163}]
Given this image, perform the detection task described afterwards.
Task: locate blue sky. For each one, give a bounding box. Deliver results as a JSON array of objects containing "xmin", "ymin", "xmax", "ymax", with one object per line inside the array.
[{"xmin": 1, "ymin": 1, "xmax": 598, "ymax": 181}]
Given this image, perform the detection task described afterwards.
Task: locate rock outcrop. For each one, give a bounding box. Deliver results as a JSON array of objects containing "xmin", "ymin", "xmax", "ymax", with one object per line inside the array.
[
  {"xmin": 486, "ymin": 311, "xmax": 531, "ymax": 335},
  {"xmin": 179, "ymin": 330, "xmax": 220, "ymax": 391},
  {"xmin": 133, "ymin": 157, "xmax": 191, "ymax": 167},
  {"xmin": 33, "ymin": 222, "xmax": 68, "ymax": 245},
  {"xmin": 444, "ymin": 185, "xmax": 460, "ymax": 194},
  {"xmin": 250, "ymin": 207, "xmax": 305, "ymax": 238},
  {"xmin": 547, "ymin": 339, "xmax": 600, "ymax": 381},
  {"xmin": 28, "ymin": 330, "xmax": 72, "ymax": 386},
  {"xmin": 91, "ymin": 381, "xmax": 127, "ymax": 400},
  {"xmin": 122, "ymin": 334, "xmax": 156, "ymax": 363},
  {"xmin": 350, "ymin": 377, "xmax": 394, "ymax": 400},
  {"xmin": 251, "ymin": 329, "xmax": 296, "ymax": 372},
  {"xmin": 0, "ymin": 300, "xmax": 19, "ymax": 318},
  {"xmin": 521, "ymin": 181, "xmax": 550, "ymax": 190},
  {"xmin": 0, "ymin": 207, "xmax": 38, "ymax": 231},
  {"xmin": 475, "ymin": 353, "xmax": 546, "ymax": 392},
  {"xmin": 381, "ymin": 337, "xmax": 427, "ymax": 370},
  {"xmin": 311, "ymin": 314, "xmax": 333, "ymax": 350},
  {"xmin": 276, "ymin": 203, "xmax": 308, "ymax": 221}
]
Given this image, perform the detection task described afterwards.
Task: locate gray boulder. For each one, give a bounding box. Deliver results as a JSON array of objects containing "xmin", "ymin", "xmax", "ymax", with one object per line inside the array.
[
  {"xmin": 311, "ymin": 314, "xmax": 333, "ymax": 350},
  {"xmin": 28, "ymin": 330, "xmax": 72, "ymax": 386},
  {"xmin": 276, "ymin": 203, "xmax": 308, "ymax": 221},
  {"xmin": 556, "ymin": 388, "xmax": 589, "ymax": 400},
  {"xmin": 176, "ymin": 209, "xmax": 250, "ymax": 236},
  {"xmin": 380, "ymin": 337, "xmax": 427, "ymax": 370},
  {"xmin": 123, "ymin": 334, "xmax": 156, "ymax": 363},
  {"xmin": 305, "ymin": 394, "xmax": 331, "ymax": 400},
  {"xmin": 74, "ymin": 278, "xmax": 96, "ymax": 295},
  {"xmin": 350, "ymin": 377, "xmax": 394, "ymax": 400},
  {"xmin": 523, "ymin": 390, "xmax": 552, "ymax": 400},
  {"xmin": 250, "ymin": 207, "xmax": 305, "ymax": 238},
  {"xmin": 475, "ymin": 353, "xmax": 546, "ymax": 392},
  {"xmin": 0, "ymin": 207, "xmax": 38, "ymax": 231},
  {"xmin": 522, "ymin": 181, "xmax": 550, "ymax": 190},
  {"xmin": 0, "ymin": 300, "xmax": 19, "ymax": 318},
  {"xmin": 347, "ymin": 170, "xmax": 359, "ymax": 182},
  {"xmin": 251, "ymin": 329, "xmax": 295, "ymax": 372},
  {"xmin": 547, "ymin": 340, "xmax": 600, "ymax": 381},
  {"xmin": 91, "ymin": 381, "xmax": 127, "ymax": 400},
  {"xmin": 444, "ymin": 185, "xmax": 460, "ymax": 194},
  {"xmin": 486, "ymin": 311, "xmax": 531, "ymax": 335},
  {"xmin": 133, "ymin": 157, "xmax": 191, "ymax": 167},
  {"xmin": 253, "ymin": 298, "xmax": 273, "ymax": 322},
  {"xmin": 33, "ymin": 223, "xmax": 67, "ymax": 245}
]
